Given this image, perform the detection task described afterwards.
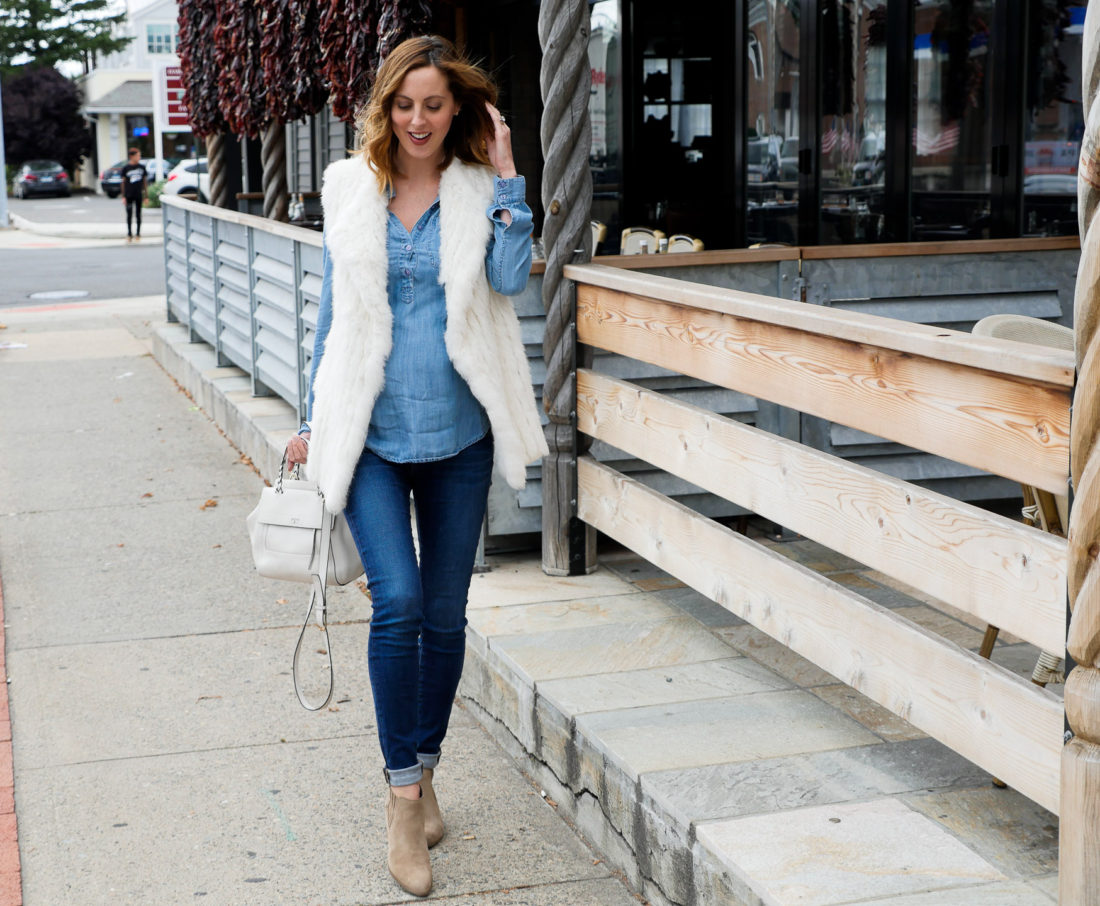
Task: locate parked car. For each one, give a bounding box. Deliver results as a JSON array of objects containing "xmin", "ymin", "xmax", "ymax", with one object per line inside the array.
[
  {"xmin": 852, "ymin": 134, "xmax": 885, "ymax": 186},
  {"xmin": 747, "ymin": 136, "xmax": 782, "ymax": 184},
  {"xmin": 780, "ymin": 136, "xmax": 800, "ymax": 182},
  {"xmin": 161, "ymin": 158, "xmax": 210, "ymax": 202},
  {"xmin": 100, "ymin": 157, "xmax": 176, "ymax": 197},
  {"xmin": 12, "ymin": 160, "xmax": 70, "ymax": 198}
]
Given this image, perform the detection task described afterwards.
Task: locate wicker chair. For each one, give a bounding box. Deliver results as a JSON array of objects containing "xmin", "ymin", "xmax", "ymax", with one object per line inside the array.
[
  {"xmin": 667, "ymin": 233, "xmax": 704, "ymax": 253},
  {"xmin": 591, "ymin": 220, "xmax": 608, "ymax": 256},
  {"xmin": 972, "ymin": 313, "xmax": 1072, "ymax": 688},
  {"xmin": 620, "ymin": 226, "xmax": 666, "ymax": 255}
]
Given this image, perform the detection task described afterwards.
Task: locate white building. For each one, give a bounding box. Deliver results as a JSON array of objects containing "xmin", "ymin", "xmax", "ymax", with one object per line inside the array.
[{"xmin": 78, "ymin": 0, "xmax": 198, "ymax": 192}]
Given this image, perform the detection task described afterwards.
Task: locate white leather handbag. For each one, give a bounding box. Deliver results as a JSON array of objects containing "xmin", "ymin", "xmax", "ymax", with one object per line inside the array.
[
  {"xmin": 246, "ymin": 455, "xmax": 365, "ymax": 710},
  {"xmin": 246, "ymin": 456, "xmax": 363, "ymax": 586}
]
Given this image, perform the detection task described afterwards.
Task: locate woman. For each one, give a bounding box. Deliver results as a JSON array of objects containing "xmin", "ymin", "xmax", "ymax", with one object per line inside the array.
[{"xmin": 285, "ymin": 35, "xmax": 547, "ymax": 897}]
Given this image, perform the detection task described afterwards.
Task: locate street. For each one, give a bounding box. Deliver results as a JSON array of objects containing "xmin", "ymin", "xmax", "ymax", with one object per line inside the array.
[{"xmin": 1, "ymin": 194, "xmax": 167, "ymax": 307}]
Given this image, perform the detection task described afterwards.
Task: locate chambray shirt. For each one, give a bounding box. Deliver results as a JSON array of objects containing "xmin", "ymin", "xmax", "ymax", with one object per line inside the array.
[{"xmin": 304, "ymin": 176, "xmax": 533, "ymax": 463}]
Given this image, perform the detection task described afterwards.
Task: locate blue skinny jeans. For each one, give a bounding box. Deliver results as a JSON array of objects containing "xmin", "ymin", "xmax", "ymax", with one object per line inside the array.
[{"xmin": 342, "ymin": 433, "xmax": 493, "ymax": 787}]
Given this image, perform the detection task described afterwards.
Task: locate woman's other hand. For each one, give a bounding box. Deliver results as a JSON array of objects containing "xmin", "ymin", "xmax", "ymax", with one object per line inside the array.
[
  {"xmin": 484, "ymin": 102, "xmax": 516, "ymax": 179},
  {"xmin": 286, "ymin": 432, "xmax": 310, "ymax": 467}
]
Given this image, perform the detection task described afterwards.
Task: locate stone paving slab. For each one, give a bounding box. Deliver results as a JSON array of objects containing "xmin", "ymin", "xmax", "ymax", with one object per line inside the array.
[
  {"xmin": 490, "ymin": 615, "xmax": 735, "ymax": 685},
  {"xmin": 537, "ymin": 657, "xmax": 790, "ymax": 715},
  {"xmin": 641, "ymin": 736, "xmax": 992, "ymax": 825},
  {"xmin": 696, "ymin": 798, "xmax": 1007, "ymax": 905},
  {"xmin": 576, "ymin": 691, "xmax": 881, "ymax": 778}
]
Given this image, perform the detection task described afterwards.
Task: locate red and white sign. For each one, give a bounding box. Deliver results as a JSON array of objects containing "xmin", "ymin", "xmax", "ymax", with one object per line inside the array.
[{"xmin": 153, "ymin": 60, "xmax": 191, "ymax": 133}]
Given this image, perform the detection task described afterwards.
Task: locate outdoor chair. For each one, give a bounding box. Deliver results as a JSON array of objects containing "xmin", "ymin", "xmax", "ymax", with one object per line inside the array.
[
  {"xmin": 972, "ymin": 313, "xmax": 1072, "ymax": 689},
  {"xmin": 620, "ymin": 226, "xmax": 666, "ymax": 254},
  {"xmin": 666, "ymin": 233, "xmax": 704, "ymax": 253},
  {"xmin": 591, "ymin": 220, "xmax": 608, "ymax": 255}
]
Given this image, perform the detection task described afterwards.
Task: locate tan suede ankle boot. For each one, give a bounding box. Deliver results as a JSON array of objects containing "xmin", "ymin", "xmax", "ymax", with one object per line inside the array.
[
  {"xmin": 421, "ymin": 768, "xmax": 444, "ymax": 848},
  {"xmin": 385, "ymin": 788, "xmax": 432, "ymax": 896}
]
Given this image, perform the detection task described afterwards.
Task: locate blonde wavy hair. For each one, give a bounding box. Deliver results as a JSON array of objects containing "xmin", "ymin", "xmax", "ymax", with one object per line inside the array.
[{"xmin": 355, "ymin": 35, "xmax": 497, "ymax": 194}]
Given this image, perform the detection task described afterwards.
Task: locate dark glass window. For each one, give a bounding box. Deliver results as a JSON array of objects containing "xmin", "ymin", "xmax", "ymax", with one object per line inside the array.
[
  {"xmin": 590, "ymin": 1, "xmax": 624, "ymax": 253},
  {"xmin": 818, "ymin": 0, "xmax": 888, "ymax": 244},
  {"xmin": 746, "ymin": 0, "xmax": 800, "ymax": 245},
  {"xmin": 1023, "ymin": 3, "xmax": 1085, "ymax": 236},
  {"xmin": 910, "ymin": 0, "xmax": 996, "ymax": 241}
]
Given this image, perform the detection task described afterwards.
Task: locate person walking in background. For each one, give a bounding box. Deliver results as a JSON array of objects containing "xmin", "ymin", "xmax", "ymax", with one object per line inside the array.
[
  {"xmin": 120, "ymin": 148, "xmax": 147, "ymax": 242},
  {"xmin": 284, "ymin": 35, "xmax": 546, "ymax": 897}
]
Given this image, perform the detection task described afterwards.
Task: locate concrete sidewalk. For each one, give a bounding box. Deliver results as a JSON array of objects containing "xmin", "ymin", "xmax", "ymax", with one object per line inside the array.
[
  {"xmin": 150, "ymin": 318, "xmax": 1063, "ymax": 906},
  {"xmin": 0, "ymin": 296, "xmax": 639, "ymax": 905},
  {"xmin": 7, "ymin": 210, "xmax": 163, "ymax": 240}
]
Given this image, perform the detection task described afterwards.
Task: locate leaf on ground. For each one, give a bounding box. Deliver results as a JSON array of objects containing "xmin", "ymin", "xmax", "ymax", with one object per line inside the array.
[
  {"xmin": 113, "ymin": 397, "xmax": 123, "ymax": 403},
  {"xmin": 327, "ymin": 706, "xmax": 340, "ymax": 712},
  {"xmin": 276, "ymin": 598, "xmax": 288, "ymax": 605},
  {"xmin": 212, "ymin": 543, "xmax": 222, "ymax": 549},
  {"xmin": 141, "ymin": 492, "xmax": 153, "ymax": 498},
  {"xmin": 355, "ymin": 580, "xmax": 370, "ymax": 597},
  {"xmin": 199, "ymin": 498, "xmax": 218, "ymax": 510},
  {"xmin": 116, "ymin": 543, "xmax": 125, "ymax": 548},
  {"xmin": 196, "ymin": 695, "xmax": 222, "ymax": 702},
  {"xmin": 0, "ymin": 323, "xmax": 6, "ymax": 329}
]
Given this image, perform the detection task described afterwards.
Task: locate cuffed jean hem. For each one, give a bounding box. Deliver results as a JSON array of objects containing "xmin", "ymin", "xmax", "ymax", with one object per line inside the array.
[
  {"xmin": 418, "ymin": 751, "xmax": 441, "ymax": 770},
  {"xmin": 384, "ymin": 762, "xmax": 424, "ymax": 787}
]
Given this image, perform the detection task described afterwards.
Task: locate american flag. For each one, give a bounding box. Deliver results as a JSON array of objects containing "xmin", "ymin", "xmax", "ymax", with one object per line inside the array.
[{"xmin": 914, "ymin": 121, "xmax": 961, "ymax": 156}]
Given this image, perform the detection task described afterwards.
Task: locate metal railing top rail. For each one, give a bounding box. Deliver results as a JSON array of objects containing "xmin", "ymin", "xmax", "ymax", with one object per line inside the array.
[
  {"xmin": 161, "ymin": 195, "xmax": 323, "ymax": 249},
  {"xmin": 566, "ymin": 262, "xmax": 1076, "ymax": 388}
]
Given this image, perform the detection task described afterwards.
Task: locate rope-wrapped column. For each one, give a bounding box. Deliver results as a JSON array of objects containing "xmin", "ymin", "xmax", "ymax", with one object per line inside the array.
[
  {"xmin": 207, "ymin": 131, "xmax": 232, "ymax": 208},
  {"xmin": 539, "ymin": 0, "xmax": 594, "ymax": 576},
  {"xmin": 1063, "ymin": 6, "xmax": 1100, "ymax": 901},
  {"xmin": 261, "ymin": 120, "xmax": 289, "ymax": 221}
]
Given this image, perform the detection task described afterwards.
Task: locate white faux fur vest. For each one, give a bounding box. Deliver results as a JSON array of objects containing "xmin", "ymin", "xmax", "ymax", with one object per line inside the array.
[{"xmin": 306, "ymin": 155, "xmax": 549, "ymax": 514}]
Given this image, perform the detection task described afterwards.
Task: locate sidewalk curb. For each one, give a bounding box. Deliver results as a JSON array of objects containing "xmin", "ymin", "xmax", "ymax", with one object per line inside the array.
[
  {"xmin": 0, "ymin": 572, "xmax": 22, "ymax": 906},
  {"xmin": 9, "ymin": 211, "xmax": 164, "ymax": 240}
]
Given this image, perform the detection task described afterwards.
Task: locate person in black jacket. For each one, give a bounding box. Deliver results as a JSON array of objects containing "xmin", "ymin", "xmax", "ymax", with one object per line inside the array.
[{"xmin": 119, "ymin": 148, "xmax": 147, "ymax": 242}]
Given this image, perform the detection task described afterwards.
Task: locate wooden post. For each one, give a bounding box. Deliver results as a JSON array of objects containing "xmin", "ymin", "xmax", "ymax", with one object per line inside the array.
[
  {"xmin": 538, "ymin": 0, "xmax": 596, "ymax": 575},
  {"xmin": 260, "ymin": 120, "xmax": 289, "ymax": 222},
  {"xmin": 1062, "ymin": 6, "xmax": 1100, "ymax": 901}
]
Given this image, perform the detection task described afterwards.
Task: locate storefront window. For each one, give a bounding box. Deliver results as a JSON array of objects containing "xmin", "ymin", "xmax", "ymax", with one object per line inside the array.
[
  {"xmin": 125, "ymin": 115, "xmax": 153, "ymax": 158},
  {"xmin": 590, "ymin": 0, "xmax": 623, "ymax": 253},
  {"xmin": 911, "ymin": 0, "xmax": 995, "ymax": 240},
  {"xmin": 746, "ymin": 0, "xmax": 800, "ymax": 245},
  {"xmin": 818, "ymin": 0, "xmax": 887, "ymax": 243},
  {"xmin": 1023, "ymin": 4, "xmax": 1085, "ymax": 236}
]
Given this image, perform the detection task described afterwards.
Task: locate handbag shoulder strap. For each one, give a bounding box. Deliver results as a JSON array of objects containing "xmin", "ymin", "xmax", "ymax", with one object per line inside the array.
[{"xmin": 292, "ymin": 507, "xmax": 335, "ymax": 711}]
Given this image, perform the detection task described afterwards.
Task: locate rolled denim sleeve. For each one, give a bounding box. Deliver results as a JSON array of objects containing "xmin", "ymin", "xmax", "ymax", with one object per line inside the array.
[
  {"xmin": 485, "ymin": 175, "xmax": 534, "ymax": 296},
  {"xmin": 302, "ymin": 235, "xmax": 334, "ymax": 432}
]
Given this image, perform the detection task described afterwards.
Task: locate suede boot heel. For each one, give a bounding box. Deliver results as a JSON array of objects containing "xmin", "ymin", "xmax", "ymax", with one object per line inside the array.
[
  {"xmin": 385, "ymin": 788, "xmax": 432, "ymax": 896},
  {"xmin": 421, "ymin": 768, "xmax": 444, "ymax": 848}
]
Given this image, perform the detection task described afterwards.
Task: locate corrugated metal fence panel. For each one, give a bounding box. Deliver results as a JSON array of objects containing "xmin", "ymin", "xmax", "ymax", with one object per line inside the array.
[
  {"xmin": 214, "ymin": 221, "xmax": 253, "ymax": 372},
  {"xmin": 186, "ymin": 214, "xmax": 216, "ymax": 347},
  {"xmin": 799, "ymin": 249, "xmax": 1078, "ymax": 501},
  {"xmin": 164, "ymin": 206, "xmax": 190, "ymax": 324},
  {"xmin": 251, "ymin": 230, "xmax": 300, "ymax": 408},
  {"xmin": 298, "ymin": 242, "xmax": 325, "ymax": 419}
]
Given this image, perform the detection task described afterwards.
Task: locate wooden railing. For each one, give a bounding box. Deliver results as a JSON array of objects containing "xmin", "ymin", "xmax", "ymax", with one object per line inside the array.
[{"xmin": 566, "ymin": 262, "xmax": 1072, "ymax": 815}]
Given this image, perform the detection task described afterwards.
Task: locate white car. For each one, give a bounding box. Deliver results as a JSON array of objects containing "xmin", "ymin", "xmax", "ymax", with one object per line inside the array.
[{"xmin": 161, "ymin": 158, "xmax": 210, "ymax": 202}]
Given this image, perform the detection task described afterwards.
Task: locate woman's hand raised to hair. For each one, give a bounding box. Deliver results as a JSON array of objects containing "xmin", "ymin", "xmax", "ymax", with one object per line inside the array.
[
  {"xmin": 286, "ymin": 432, "xmax": 310, "ymax": 468},
  {"xmin": 484, "ymin": 102, "xmax": 516, "ymax": 179}
]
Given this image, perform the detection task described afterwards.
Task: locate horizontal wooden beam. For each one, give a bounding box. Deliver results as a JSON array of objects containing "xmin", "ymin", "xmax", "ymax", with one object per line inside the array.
[
  {"xmin": 799, "ymin": 236, "xmax": 1080, "ymax": 260},
  {"xmin": 575, "ymin": 284, "xmax": 1071, "ymax": 494},
  {"xmin": 577, "ymin": 371, "xmax": 1067, "ymax": 653},
  {"xmin": 568, "ymin": 264, "xmax": 1075, "ymax": 386},
  {"xmin": 578, "ymin": 457, "xmax": 1063, "ymax": 814}
]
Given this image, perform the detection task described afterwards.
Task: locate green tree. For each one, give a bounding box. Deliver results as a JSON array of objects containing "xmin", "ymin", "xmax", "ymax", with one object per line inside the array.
[
  {"xmin": 2, "ymin": 65, "xmax": 92, "ymax": 169},
  {"xmin": 0, "ymin": 0, "xmax": 132, "ymax": 75}
]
